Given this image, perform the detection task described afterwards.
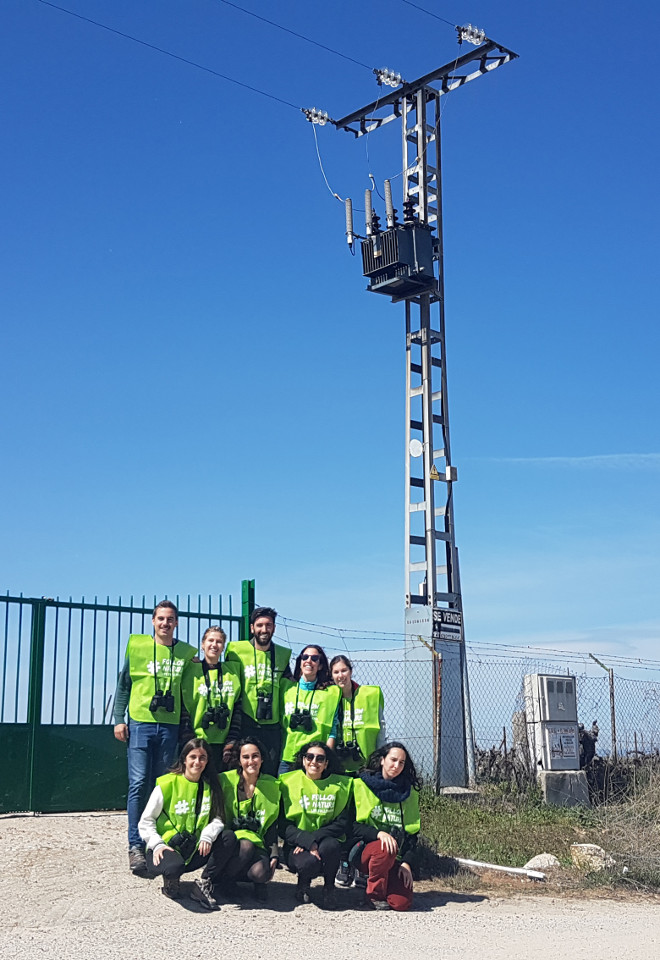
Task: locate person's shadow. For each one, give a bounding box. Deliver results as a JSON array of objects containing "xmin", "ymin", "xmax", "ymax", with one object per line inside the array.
[
  {"xmin": 412, "ymin": 890, "xmax": 488, "ymax": 912},
  {"xmin": 174, "ymin": 878, "xmax": 299, "ymax": 913}
]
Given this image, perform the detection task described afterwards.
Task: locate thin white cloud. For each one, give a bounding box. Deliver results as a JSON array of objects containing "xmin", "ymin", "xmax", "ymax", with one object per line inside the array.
[{"xmin": 478, "ymin": 453, "xmax": 660, "ymax": 469}]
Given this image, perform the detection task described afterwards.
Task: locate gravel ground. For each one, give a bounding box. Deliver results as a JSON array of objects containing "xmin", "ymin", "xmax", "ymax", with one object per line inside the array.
[{"xmin": 1, "ymin": 812, "xmax": 659, "ymax": 960}]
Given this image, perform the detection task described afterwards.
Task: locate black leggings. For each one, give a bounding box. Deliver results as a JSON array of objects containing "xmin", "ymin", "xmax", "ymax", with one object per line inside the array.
[
  {"xmin": 147, "ymin": 829, "xmax": 238, "ymax": 881},
  {"xmin": 287, "ymin": 837, "xmax": 342, "ymax": 885},
  {"xmin": 224, "ymin": 839, "xmax": 272, "ymax": 883}
]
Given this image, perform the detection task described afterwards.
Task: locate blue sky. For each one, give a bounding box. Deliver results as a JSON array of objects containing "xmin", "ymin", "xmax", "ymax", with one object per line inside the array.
[{"xmin": 2, "ymin": 0, "xmax": 659, "ymax": 670}]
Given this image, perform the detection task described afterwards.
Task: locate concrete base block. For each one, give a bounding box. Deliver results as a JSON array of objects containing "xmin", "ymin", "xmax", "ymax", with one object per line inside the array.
[
  {"xmin": 539, "ymin": 770, "xmax": 590, "ymax": 808},
  {"xmin": 439, "ymin": 786, "xmax": 480, "ymax": 802}
]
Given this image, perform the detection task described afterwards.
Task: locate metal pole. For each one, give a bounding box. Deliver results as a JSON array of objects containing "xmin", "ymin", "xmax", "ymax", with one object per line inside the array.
[
  {"xmin": 240, "ymin": 579, "xmax": 255, "ymax": 642},
  {"xmin": 27, "ymin": 599, "xmax": 47, "ymax": 811},
  {"xmin": 609, "ymin": 668, "xmax": 617, "ymax": 762}
]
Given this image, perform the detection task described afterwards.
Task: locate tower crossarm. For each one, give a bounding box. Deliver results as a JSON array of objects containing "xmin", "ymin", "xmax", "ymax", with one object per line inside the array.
[{"xmin": 334, "ymin": 39, "xmax": 518, "ymax": 137}]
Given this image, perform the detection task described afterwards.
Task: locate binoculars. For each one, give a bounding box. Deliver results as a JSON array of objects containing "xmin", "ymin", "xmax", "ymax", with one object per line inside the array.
[
  {"xmin": 289, "ymin": 708, "xmax": 313, "ymax": 732},
  {"xmin": 201, "ymin": 702, "xmax": 230, "ymax": 730},
  {"xmin": 168, "ymin": 830, "xmax": 197, "ymax": 861},
  {"xmin": 335, "ymin": 739, "xmax": 362, "ymax": 762},
  {"xmin": 232, "ymin": 814, "xmax": 261, "ymax": 833},
  {"xmin": 256, "ymin": 692, "xmax": 273, "ymax": 721},
  {"xmin": 149, "ymin": 690, "xmax": 174, "ymax": 713}
]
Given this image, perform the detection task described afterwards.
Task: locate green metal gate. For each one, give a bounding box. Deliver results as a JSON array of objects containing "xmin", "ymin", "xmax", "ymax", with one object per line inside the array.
[{"xmin": 1, "ymin": 583, "xmax": 254, "ymax": 813}]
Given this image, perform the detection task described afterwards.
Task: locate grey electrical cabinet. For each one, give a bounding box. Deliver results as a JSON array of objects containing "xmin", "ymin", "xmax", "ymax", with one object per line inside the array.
[{"xmin": 523, "ymin": 674, "xmax": 580, "ymax": 772}]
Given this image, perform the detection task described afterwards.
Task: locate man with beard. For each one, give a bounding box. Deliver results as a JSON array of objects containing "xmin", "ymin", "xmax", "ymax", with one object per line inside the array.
[{"xmin": 224, "ymin": 607, "xmax": 291, "ymax": 776}]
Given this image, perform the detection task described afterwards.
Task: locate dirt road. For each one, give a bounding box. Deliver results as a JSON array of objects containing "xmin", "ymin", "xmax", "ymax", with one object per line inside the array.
[{"xmin": 1, "ymin": 812, "xmax": 658, "ymax": 960}]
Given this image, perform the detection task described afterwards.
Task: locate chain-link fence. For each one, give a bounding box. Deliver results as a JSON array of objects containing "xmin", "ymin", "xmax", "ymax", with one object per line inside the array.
[{"xmin": 344, "ymin": 649, "xmax": 660, "ymax": 776}]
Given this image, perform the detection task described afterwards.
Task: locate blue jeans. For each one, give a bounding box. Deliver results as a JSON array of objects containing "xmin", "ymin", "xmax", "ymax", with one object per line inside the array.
[
  {"xmin": 127, "ymin": 719, "xmax": 179, "ymax": 849},
  {"xmin": 278, "ymin": 759, "xmax": 296, "ymax": 776}
]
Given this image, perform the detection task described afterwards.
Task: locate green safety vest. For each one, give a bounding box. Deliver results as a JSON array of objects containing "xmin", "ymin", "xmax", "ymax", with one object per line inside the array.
[
  {"xmin": 155, "ymin": 773, "xmax": 212, "ymax": 863},
  {"xmin": 280, "ymin": 682, "xmax": 341, "ymax": 762},
  {"xmin": 225, "ymin": 640, "xmax": 291, "ymax": 725},
  {"xmin": 127, "ymin": 634, "xmax": 197, "ymax": 724},
  {"xmin": 181, "ymin": 660, "xmax": 242, "ymax": 744},
  {"xmin": 218, "ymin": 769, "xmax": 280, "ymax": 849},
  {"xmin": 279, "ymin": 769, "xmax": 352, "ymax": 834},
  {"xmin": 353, "ymin": 778, "xmax": 421, "ymax": 854},
  {"xmin": 337, "ymin": 685, "xmax": 384, "ymax": 772}
]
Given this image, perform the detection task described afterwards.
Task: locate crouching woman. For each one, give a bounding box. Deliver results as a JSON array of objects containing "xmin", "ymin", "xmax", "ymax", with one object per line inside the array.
[
  {"xmin": 219, "ymin": 737, "xmax": 281, "ymax": 902},
  {"xmin": 138, "ymin": 737, "xmax": 237, "ymax": 910},
  {"xmin": 352, "ymin": 742, "xmax": 421, "ymax": 911},
  {"xmin": 279, "ymin": 741, "xmax": 352, "ymax": 909}
]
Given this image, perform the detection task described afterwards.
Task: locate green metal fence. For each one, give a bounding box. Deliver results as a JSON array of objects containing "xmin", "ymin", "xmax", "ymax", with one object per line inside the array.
[{"xmin": 1, "ymin": 584, "xmax": 253, "ymax": 814}]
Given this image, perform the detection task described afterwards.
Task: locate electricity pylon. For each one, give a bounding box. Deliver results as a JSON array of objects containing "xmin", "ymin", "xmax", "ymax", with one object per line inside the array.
[{"xmin": 310, "ymin": 33, "xmax": 517, "ymax": 788}]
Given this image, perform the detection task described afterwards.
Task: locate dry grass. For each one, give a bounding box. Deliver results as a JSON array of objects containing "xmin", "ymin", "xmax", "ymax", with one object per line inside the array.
[
  {"xmin": 418, "ymin": 778, "xmax": 660, "ymax": 893},
  {"xmin": 592, "ymin": 770, "xmax": 660, "ymax": 888}
]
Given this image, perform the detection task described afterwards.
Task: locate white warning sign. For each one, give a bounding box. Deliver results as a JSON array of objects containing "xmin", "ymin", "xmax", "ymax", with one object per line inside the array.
[{"xmin": 549, "ymin": 726, "xmax": 578, "ymax": 760}]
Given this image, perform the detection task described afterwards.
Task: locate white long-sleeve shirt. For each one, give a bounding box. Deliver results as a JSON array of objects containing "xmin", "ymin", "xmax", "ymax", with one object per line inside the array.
[{"xmin": 138, "ymin": 784, "xmax": 225, "ymax": 853}]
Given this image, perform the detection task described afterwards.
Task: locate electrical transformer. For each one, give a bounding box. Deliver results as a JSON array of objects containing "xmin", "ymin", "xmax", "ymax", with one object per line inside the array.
[
  {"xmin": 361, "ymin": 223, "xmax": 435, "ymax": 299},
  {"xmin": 523, "ymin": 673, "xmax": 580, "ymax": 772}
]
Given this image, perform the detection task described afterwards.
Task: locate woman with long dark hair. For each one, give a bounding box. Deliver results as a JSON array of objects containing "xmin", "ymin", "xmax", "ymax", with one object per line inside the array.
[
  {"xmin": 351, "ymin": 742, "xmax": 421, "ymax": 911},
  {"xmin": 329, "ymin": 655, "xmax": 386, "ymax": 774},
  {"xmin": 138, "ymin": 738, "xmax": 237, "ymax": 909},
  {"xmin": 278, "ymin": 645, "xmax": 341, "ymax": 774},
  {"xmin": 279, "ymin": 741, "xmax": 352, "ymax": 910},
  {"xmin": 219, "ymin": 737, "xmax": 281, "ymax": 902}
]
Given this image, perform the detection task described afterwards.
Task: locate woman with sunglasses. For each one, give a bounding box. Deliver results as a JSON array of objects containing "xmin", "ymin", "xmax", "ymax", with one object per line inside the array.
[
  {"xmin": 218, "ymin": 737, "xmax": 281, "ymax": 902},
  {"xmin": 329, "ymin": 655, "xmax": 386, "ymax": 775},
  {"xmin": 279, "ymin": 741, "xmax": 352, "ymax": 909},
  {"xmin": 351, "ymin": 742, "xmax": 421, "ymax": 912},
  {"xmin": 182, "ymin": 626, "xmax": 242, "ymax": 772},
  {"xmin": 278, "ymin": 645, "xmax": 341, "ymax": 774},
  {"xmin": 138, "ymin": 738, "xmax": 238, "ymax": 910}
]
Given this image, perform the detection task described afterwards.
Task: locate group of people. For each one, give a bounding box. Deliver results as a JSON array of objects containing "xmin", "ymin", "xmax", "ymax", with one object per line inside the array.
[{"xmin": 113, "ymin": 601, "xmax": 421, "ymax": 911}]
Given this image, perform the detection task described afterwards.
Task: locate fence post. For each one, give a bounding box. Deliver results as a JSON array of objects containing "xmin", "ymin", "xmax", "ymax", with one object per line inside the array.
[
  {"xmin": 461, "ymin": 645, "xmax": 477, "ymax": 785},
  {"xmin": 27, "ymin": 599, "xmax": 47, "ymax": 811},
  {"xmin": 589, "ymin": 653, "xmax": 618, "ymax": 762},
  {"xmin": 240, "ymin": 579, "xmax": 255, "ymax": 642},
  {"xmin": 609, "ymin": 667, "xmax": 617, "ymax": 762}
]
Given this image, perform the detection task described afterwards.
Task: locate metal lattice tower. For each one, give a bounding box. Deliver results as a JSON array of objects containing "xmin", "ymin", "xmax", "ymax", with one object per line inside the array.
[{"xmin": 329, "ymin": 37, "xmax": 517, "ymax": 788}]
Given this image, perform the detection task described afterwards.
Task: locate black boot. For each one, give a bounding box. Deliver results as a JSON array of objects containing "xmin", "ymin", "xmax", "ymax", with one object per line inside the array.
[{"xmin": 295, "ymin": 877, "xmax": 311, "ymax": 904}]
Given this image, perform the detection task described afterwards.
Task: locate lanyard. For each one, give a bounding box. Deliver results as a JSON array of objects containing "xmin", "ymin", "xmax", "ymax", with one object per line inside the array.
[
  {"xmin": 253, "ymin": 642, "xmax": 277, "ymax": 695},
  {"xmin": 153, "ymin": 639, "xmax": 176, "ymax": 694},
  {"xmin": 236, "ymin": 777, "xmax": 257, "ymax": 818},
  {"xmin": 201, "ymin": 660, "xmax": 224, "ymax": 708},
  {"xmin": 338, "ymin": 686, "xmax": 358, "ymax": 740},
  {"xmin": 294, "ymin": 682, "xmax": 316, "ymax": 714}
]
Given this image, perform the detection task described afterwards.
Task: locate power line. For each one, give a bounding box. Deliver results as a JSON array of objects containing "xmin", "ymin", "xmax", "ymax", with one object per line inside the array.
[
  {"xmin": 399, "ymin": 0, "xmax": 457, "ymax": 29},
  {"xmin": 34, "ymin": 0, "xmax": 300, "ymax": 110},
  {"xmin": 212, "ymin": 0, "xmax": 373, "ymax": 71},
  {"xmin": 279, "ymin": 615, "xmax": 660, "ymax": 668}
]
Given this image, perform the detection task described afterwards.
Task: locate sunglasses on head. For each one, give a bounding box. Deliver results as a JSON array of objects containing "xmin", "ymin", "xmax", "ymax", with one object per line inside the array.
[
  {"xmin": 304, "ymin": 752, "xmax": 327, "ymax": 763},
  {"xmin": 301, "ymin": 653, "xmax": 320, "ymax": 662}
]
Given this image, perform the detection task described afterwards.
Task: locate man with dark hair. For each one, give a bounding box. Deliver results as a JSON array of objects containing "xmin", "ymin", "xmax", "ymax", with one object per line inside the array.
[
  {"xmin": 113, "ymin": 600, "xmax": 198, "ymax": 875},
  {"xmin": 224, "ymin": 606, "xmax": 292, "ymax": 776}
]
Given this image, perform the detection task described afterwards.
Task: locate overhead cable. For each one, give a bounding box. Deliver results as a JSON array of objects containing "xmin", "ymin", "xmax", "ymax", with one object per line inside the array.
[
  {"xmin": 35, "ymin": 0, "xmax": 300, "ymax": 110},
  {"xmin": 212, "ymin": 0, "xmax": 373, "ymax": 71},
  {"xmin": 399, "ymin": 0, "xmax": 457, "ymax": 28}
]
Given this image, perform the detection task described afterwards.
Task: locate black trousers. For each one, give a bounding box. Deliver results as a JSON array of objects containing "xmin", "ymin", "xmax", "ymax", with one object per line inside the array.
[
  {"xmin": 146, "ymin": 829, "xmax": 238, "ymax": 881},
  {"xmin": 240, "ymin": 715, "xmax": 282, "ymax": 778},
  {"xmin": 287, "ymin": 837, "xmax": 342, "ymax": 886},
  {"xmin": 224, "ymin": 838, "xmax": 272, "ymax": 883}
]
